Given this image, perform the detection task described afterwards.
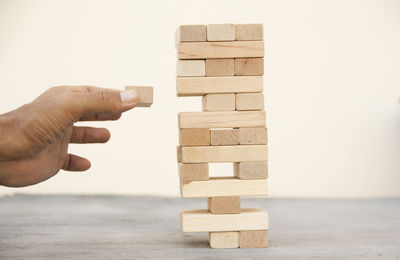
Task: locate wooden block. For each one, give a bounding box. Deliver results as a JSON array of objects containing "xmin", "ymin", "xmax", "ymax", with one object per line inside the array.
[
  {"xmin": 179, "ymin": 128, "xmax": 210, "ymax": 146},
  {"xmin": 125, "ymin": 86, "xmax": 153, "ymax": 107},
  {"xmin": 210, "ymin": 129, "xmax": 239, "ymax": 146},
  {"xmin": 177, "ymin": 146, "xmax": 182, "ymax": 162},
  {"xmin": 235, "ymin": 58, "xmax": 264, "ymax": 76},
  {"xmin": 205, "ymin": 59, "xmax": 234, "ymax": 76},
  {"xmin": 177, "ymin": 25, "xmax": 207, "ymax": 42},
  {"xmin": 181, "ymin": 145, "xmax": 267, "ymax": 163},
  {"xmin": 234, "ymin": 162, "xmax": 268, "ymax": 179},
  {"xmin": 177, "ymin": 60, "xmax": 205, "ymax": 77},
  {"xmin": 179, "ymin": 111, "xmax": 266, "ymax": 129},
  {"xmin": 180, "ymin": 177, "xmax": 268, "ymax": 198},
  {"xmin": 236, "ymin": 93, "xmax": 264, "ymax": 111},
  {"xmin": 239, "ymin": 230, "xmax": 268, "ymax": 248},
  {"xmin": 207, "ymin": 24, "xmax": 235, "ymax": 41},
  {"xmin": 208, "ymin": 197, "xmax": 241, "ymax": 214},
  {"xmin": 202, "ymin": 94, "xmax": 235, "ymax": 111},
  {"xmin": 178, "ymin": 41, "xmax": 264, "ymax": 59},
  {"xmin": 178, "ymin": 76, "xmax": 262, "ymax": 97},
  {"xmin": 209, "ymin": 232, "xmax": 239, "ymax": 249},
  {"xmin": 179, "ymin": 163, "xmax": 209, "ymax": 181},
  {"xmin": 239, "ymin": 127, "xmax": 268, "ymax": 145},
  {"xmin": 235, "ymin": 24, "xmax": 264, "ymax": 41},
  {"xmin": 181, "ymin": 207, "xmax": 268, "ymax": 232}
]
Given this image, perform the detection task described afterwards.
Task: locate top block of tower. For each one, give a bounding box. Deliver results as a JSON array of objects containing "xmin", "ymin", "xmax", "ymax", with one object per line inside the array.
[
  {"xmin": 235, "ymin": 24, "xmax": 264, "ymax": 41},
  {"xmin": 177, "ymin": 25, "xmax": 207, "ymax": 42}
]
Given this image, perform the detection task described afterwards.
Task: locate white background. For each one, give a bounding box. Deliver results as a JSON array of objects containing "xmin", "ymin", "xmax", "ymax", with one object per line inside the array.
[{"xmin": 0, "ymin": 0, "xmax": 399, "ymax": 197}]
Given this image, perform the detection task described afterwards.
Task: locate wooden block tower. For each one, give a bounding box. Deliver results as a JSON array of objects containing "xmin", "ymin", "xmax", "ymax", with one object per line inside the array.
[{"xmin": 176, "ymin": 23, "xmax": 268, "ymax": 249}]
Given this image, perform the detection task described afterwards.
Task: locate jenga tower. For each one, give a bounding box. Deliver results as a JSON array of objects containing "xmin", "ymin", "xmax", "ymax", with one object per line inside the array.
[{"xmin": 176, "ymin": 23, "xmax": 268, "ymax": 249}]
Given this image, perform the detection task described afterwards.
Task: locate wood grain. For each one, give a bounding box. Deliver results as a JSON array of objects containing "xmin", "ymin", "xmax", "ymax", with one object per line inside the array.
[
  {"xmin": 181, "ymin": 207, "xmax": 268, "ymax": 232},
  {"xmin": 209, "ymin": 232, "xmax": 239, "ymax": 249},
  {"xmin": 177, "ymin": 41, "xmax": 264, "ymax": 59},
  {"xmin": 180, "ymin": 177, "xmax": 268, "ymax": 197},
  {"xmin": 178, "ymin": 111, "xmax": 266, "ymax": 129},
  {"xmin": 177, "ymin": 76, "xmax": 263, "ymax": 96},
  {"xmin": 208, "ymin": 196, "xmax": 241, "ymax": 214}
]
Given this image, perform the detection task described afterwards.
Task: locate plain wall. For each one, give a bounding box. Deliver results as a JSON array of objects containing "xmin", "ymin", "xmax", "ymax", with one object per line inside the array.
[{"xmin": 0, "ymin": 0, "xmax": 399, "ymax": 198}]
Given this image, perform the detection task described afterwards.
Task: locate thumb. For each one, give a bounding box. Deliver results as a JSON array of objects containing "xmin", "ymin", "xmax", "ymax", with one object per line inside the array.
[{"xmin": 74, "ymin": 89, "xmax": 139, "ymax": 117}]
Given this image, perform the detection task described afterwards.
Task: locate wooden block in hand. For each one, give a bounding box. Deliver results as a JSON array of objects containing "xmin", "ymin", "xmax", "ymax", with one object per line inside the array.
[
  {"xmin": 180, "ymin": 177, "xmax": 267, "ymax": 198},
  {"xmin": 202, "ymin": 94, "xmax": 235, "ymax": 111},
  {"xmin": 181, "ymin": 145, "xmax": 268, "ymax": 163},
  {"xmin": 179, "ymin": 128, "xmax": 210, "ymax": 146},
  {"xmin": 206, "ymin": 59, "xmax": 234, "ymax": 76},
  {"xmin": 177, "ymin": 25, "xmax": 207, "ymax": 42},
  {"xmin": 235, "ymin": 58, "xmax": 264, "ymax": 76},
  {"xmin": 177, "ymin": 41, "xmax": 264, "ymax": 59},
  {"xmin": 177, "ymin": 76, "xmax": 263, "ymax": 96},
  {"xmin": 125, "ymin": 86, "xmax": 153, "ymax": 107},
  {"xmin": 179, "ymin": 163, "xmax": 209, "ymax": 181},
  {"xmin": 239, "ymin": 230, "xmax": 268, "ymax": 248},
  {"xmin": 179, "ymin": 111, "xmax": 266, "ymax": 129},
  {"xmin": 239, "ymin": 127, "xmax": 268, "ymax": 145},
  {"xmin": 207, "ymin": 24, "xmax": 235, "ymax": 41},
  {"xmin": 235, "ymin": 24, "xmax": 264, "ymax": 41},
  {"xmin": 209, "ymin": 232, "xmax": 239, "ymax": 249},
  {"xmin": 208, "ymin": 196, "xmax": 241, "ymax": 214},
  {"xmin": 210, "ymin": 129, "xmax": 239, "ymax": 146},
  {"xmin": 234, "ymin": 162, "xmax": 268, "ymax": 179},
  {"xmin": 236, "ymin": 93, "xmax": 264, "ymax": 111},
  {"xmin": 177, "ymin": 60, "xmax": 205, "ymax": 77},
  {"xmin": 181, "ymin": 208, "xmax": 268, "ymax": 232}
]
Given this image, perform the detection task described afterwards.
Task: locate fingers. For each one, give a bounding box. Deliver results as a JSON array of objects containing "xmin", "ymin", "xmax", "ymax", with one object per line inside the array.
[
  {"xmin": 70, "ymin": 126, "xmax": 111, "ymax": 144},
  {"xmin": 62, "ymin": 154, "xmax": 91, "ymax": 171},
  {"xmin": 68, "ymin": 86, "xmax": 139, "ymax": 118},
  {"xmin": 79, "ymin": 112, "xmax": 122, "ymax": 122}
]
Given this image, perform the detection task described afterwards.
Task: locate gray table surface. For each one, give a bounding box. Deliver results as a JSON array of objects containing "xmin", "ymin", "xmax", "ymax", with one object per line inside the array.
[{"xmin": 0, "ymin": 195, "xmax": 399, "ymax": 260}]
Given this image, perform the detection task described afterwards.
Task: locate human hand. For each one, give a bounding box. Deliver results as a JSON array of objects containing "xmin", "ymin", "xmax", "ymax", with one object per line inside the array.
[{"xmin": 0, "ymin": 86, "xmax": 139, "ymax": 187}]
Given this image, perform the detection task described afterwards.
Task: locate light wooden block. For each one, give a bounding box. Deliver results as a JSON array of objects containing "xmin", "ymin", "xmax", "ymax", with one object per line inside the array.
[
  {"xmin": 239, "ymin": 127, "xmax": 268, "ymax": 145},
  {"xmin": 179, "ymin": 128, "xmax": 210, "ymax": 146},
  {"xmin": 210, "ymin": 129, "xmax": 239, "ymax": 146},
  {"xmin": 209, "ymin": 232, "xmax": 239, "ymax": 249},
  {"xmin": 178, "ymin": 163, "xmax": 209, "ymax": 181},
  {"xmin": 208, "ymin": 196, "xmax": 241, "ymax": 214},
  {"xmin": 235, "ymin": 24, "xmax": 264, "ymax": 41},
  {"xmin": 125, "ymin": 86, "xmax": 153, "ymax": 107},
  {"xmin": 181, "ymin": 208, "xmax": 268, "ymax": 232},
  {"xmin": 234, "ymin": 162, "xmax": 268, "ymax": 179},
  {"xmin": 202, "ymin": 94, "xmax": 235, "ymax": 111},
  {"xmin": 205, "ymin": 59, "xmax": 234, "ymax": 76},
  {"xmin": 235, "ymin": 58, "xmax": 264, "ymax": 76},
  {"xmin": 177, "ymin": 25, "xmax": 207, "ymax": 42},
  {"xmin": 179, "ymin": 111, "xmax": 266, "ymax": 129},
  {"xmin": 177, "ymin": 146, "xmax": 182, "ymax": 162},
  {"xmin": 177, "ymin": 60, "xmax": 205, "ymax": 77},
  {"xmin": 181, "ymin": 145, "xmax": 267, "ymax": 163},
  {"xmin": 177, "ymin": 76, "xmax": 263, "ymax": 96},
  {"xmin": 207, "ymin": 24, "xmax": 235, "ymax": 41},
  {"xmin": 236, "ymin": 93, "xmax": 264, "ymax": 111},
  {"xmin": 239, "ymin": 230, "xmax": 268, "ymax": 248},
  {"xmin": 180, "ymin": 177, "xmax": 268, "ymax": 198},
  {"xmin": 178, "ymin": 41, "xmax": 264, "ymax": 59}
]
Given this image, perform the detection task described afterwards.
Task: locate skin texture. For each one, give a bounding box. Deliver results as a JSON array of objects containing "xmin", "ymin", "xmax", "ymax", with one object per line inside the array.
[{"xmin": 0, "ymin": 86, "xmax": 139, "ymax": 187}]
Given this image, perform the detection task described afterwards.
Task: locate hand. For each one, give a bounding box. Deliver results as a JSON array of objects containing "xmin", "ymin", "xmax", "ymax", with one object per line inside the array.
[{"xmin": 0, "ymin": 86, "xmax": 139, "ymax": 187}]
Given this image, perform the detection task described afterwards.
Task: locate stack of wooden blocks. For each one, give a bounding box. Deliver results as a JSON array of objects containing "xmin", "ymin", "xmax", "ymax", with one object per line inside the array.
[{"xmin": 176, "ymin": 23, "xmax": 268, "ymax": 249}]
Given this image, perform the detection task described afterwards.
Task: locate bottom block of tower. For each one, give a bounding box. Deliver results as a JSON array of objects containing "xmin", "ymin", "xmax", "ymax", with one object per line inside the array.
[
  {"xmin": 180, "ymin": 208, "xmax": 268, "ymax": 232},
  {"xmin": 209, "ymin": 232, "xmax": 238, "ymax": 249},
  {"xmin": 239, "ymin": 230, "xmax": 268, "ymax": 248}
]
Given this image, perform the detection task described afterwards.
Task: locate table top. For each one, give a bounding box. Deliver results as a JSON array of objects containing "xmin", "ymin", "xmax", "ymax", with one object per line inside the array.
[{"xmin": 0, "ymin": 195, "xmax": 399, "ymax": 259}]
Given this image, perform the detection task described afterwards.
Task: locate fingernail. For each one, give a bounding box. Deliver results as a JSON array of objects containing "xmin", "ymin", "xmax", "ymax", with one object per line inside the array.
[{"xmin": 120, "ymin": 90, "xmax": 139, "ymax": 105}]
